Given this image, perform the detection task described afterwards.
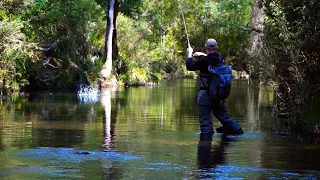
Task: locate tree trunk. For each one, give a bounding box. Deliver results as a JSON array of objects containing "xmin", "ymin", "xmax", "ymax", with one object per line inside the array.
[
  {"xmin": 112, "ymin": 0, "xmax": 119, "ymax": 61},
  {"xmin": 248, "ymin": 0, "xmax": 265, "ymax": 78},
  {"xmin": 101, "ymin": 0, "xmax": 116, "ymax": 79}
]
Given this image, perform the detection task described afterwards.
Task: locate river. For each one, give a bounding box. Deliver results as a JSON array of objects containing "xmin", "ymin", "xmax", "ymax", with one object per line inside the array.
[{"xmin": 0, "ymin": 79, "xmax": 319, "ymax": 179}]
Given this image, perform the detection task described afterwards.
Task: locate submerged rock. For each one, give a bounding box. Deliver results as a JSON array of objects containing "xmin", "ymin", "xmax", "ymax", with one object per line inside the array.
[{"xmin": 75, "ymin": 151, "xmax": 90, "ymax": 155}]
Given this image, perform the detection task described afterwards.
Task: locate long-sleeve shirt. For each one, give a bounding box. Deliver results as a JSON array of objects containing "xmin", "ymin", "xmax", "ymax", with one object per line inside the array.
[{"xmin": 186, "ymin": 52, "xmax": 225, "ymax": 89}]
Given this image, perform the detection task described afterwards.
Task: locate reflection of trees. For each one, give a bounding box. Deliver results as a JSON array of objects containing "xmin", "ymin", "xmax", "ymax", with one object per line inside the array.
[
  {"xmin": 0, "ymin": 100, "xmax": 6, "ymax": 150},
  {"xmin": 115, "ymin": 79, "xmax": 199, "ymax": 133},
  {"xmin": 114, "ymin": 79, "xmax": 276, "ymax": 135},
  {"xmin": 0, "ymin": 93, "xmax": 99, "ymax": 148},
  {"xmin": 0, "ymin": 125, "xmax": 3, "ymax": 150},
  {"xmin": 260, "ymin": 135, "xmax": 320, "ymax": 171},
  {"xmin": 226, "ymin": 80, "xmax": 250, "ymax": 119},
  {"xmin": 226, "ymin": 80, "xmax": 274, "ymax": 131},
  {"xmin": 32, "ymin": 129, "xmax": 85, "ymax": 147},
  {"xmin": 0, "ymin": 99, "xmax": 34, "ymax": 148},
  {"xmin": 29, "ymin": 103, "xmax": 90, "ymax": 147},
  {"xmin": 247, "ymin": 83, "xmax": 275, "ymax": 131},
  {"xmin": 247, "ymin": 82, "xmax": 258, "ymax": 131}
]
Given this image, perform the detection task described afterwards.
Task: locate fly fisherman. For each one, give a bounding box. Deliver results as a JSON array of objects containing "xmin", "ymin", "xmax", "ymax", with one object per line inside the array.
[{"xmin": 186, "ymin": 39, "xmax": 244, "ymax": 136}]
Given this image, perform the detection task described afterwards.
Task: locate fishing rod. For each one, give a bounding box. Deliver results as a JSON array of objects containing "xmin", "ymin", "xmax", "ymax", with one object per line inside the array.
[
  {"xmin": 177, "ymin": 0, "xmax": 191, "ymax": 49},
  {"xmin": 178, "ymin": 0, "xmax": 207, "ymax": 57}
]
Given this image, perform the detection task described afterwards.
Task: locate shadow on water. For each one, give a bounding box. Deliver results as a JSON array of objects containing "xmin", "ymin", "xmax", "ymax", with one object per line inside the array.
[
  {"xmin": 197, "ymin": 134, "xmax": 235, "ymax": 178},
  {"xmin": 196, "ymin": 133, "xmax": 320, "ymax": 179}
]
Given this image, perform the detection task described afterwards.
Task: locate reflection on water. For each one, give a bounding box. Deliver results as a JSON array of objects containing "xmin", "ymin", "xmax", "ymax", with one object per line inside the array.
[
  {"xmin": 197, "ymin": 134, "xmax": 232, "ymax": 170},
  {"xmin": 0, "ymin": 79, "xmax": 319, "ymax": 179},
  {"xmin": 100, "ymin": 88, "xmax": 115, "ymax": 151}
]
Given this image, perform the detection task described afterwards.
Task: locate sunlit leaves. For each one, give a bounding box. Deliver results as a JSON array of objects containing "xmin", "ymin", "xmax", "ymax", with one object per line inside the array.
[
  {"xmin": 1, "ymin": 0, "xmax": 254, "ymax": 92},
  {"xmin": 0, "ymin": 18, "xmax": 36, "ymax": 95}
]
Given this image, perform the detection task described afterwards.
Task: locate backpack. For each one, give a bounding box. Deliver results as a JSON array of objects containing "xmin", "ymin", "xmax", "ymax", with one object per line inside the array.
[{"xmin": 206, "ymin": 65, "xmax": 232, "ymax": 101}]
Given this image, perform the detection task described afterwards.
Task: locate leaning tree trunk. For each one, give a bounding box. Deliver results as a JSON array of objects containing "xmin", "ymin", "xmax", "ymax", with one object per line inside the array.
[
  {"xmin": 248, "ymin": 0, "xmax": 265, "ymax": 79},
  {"xmin": 101, "ymin": 0, "xmax": 117, "ymax": 80},
  {"xmin": 112, "ymin": 0, "xmax": 119, "ymax": 61}
]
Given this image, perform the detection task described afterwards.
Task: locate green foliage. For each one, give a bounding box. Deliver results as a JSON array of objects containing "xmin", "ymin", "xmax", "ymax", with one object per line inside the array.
[
  {"xmin": 116, "ymin": 12, "xmax": 177, "ymax": 83},
  {"xmin": 11, "ymin": 81, "xmax": 19, "ymax": 91},
  {"xmin": 0, "ymin": 14, "xmax": 35, "ymax": 95},
  {"xmin": 174, "ymin": 0, "xmax": 252, "ymax": 61},
  {"xmin": 260, "ymin": 0, "xmax": 320, "ymax": 134},
  {"xmin": 22, "ymin": 0, "xmax": 105, "ymax": 90},
  {"xmin": 114, "ymin": 0, "xmax": 252, "ymax": 82},
  {"xmin": 119, "ymin": 67, "xmax": 148, "ymax": 86},
  {"xmin": 1, "ymin": 0, "xmax": 253, "ymax": 94},
  {"xmin": 203, "ymin": 0, "xmax": 252, "ymax": 57},
  {"xmin": 185, "ymin": 71, "xmax": 197, "ymax": 79}
]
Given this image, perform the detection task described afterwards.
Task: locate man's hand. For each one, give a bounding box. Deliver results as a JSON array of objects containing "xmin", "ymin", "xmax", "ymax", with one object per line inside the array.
[
  {"xmin": 187, "ymin": 47, "xmax": 193, "ymax": 58},
  {"xmin": 193, "ymin": 52, "xmax": 207, "ymax": 57}
]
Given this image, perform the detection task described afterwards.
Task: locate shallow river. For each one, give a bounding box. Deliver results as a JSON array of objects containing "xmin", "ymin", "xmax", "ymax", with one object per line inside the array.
[{"xmin": 0, "ymin": 79, "xmax": 319, "ymax": 179}]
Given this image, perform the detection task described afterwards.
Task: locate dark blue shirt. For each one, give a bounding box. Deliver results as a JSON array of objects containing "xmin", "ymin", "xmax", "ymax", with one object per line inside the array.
[
  {"xmin": 186, "ymin": 52, "xmax": 225, "ymax": 88},
  {"xmin": 186, "ymin": 53, "xmax": 224, "ymax": 73}
]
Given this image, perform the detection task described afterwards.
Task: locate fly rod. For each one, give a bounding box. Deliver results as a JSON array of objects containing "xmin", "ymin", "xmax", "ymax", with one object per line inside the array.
[{"xmin": 178, "ymin": 0, "xmax": 191, "ymax": 49}]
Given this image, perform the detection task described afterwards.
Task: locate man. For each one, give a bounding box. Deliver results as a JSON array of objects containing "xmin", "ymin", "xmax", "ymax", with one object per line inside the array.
[{"xmin": 186, "ymin": 39, "xmax": 243, "ymax": 136}]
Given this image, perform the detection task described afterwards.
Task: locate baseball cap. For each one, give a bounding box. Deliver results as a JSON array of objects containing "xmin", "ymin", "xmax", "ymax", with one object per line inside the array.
[{"xmin": 205, "ymin": 39, "xmax": 218, "ymax": 48}]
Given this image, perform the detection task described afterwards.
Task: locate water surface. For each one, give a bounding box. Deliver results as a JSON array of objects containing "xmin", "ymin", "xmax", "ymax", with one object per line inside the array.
[{"xmin": 0, "ymin": 79, "xmax": 319, "ymax": 179}]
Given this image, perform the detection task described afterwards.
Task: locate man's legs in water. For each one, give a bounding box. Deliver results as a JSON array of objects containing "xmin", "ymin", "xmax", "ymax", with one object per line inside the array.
[
  {"xmin": 198, "ymin": 91, "xmax": 214, "ymax": 134},
  {"xmin": 199, "ymin": 103, "xmax": 214, "ymax": 134},
  {"xmin": 212, "ymin": 101, "xmax": 243, "ymax": 135}
]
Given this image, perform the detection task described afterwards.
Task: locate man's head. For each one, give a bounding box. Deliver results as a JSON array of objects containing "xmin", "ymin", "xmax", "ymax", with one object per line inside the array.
[{"xmin": 205, "ymin": 39, "xmax": 218, "ymax": 53}]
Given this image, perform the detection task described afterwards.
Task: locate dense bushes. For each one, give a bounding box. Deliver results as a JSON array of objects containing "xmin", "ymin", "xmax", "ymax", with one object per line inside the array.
[
  {"xmin": 0, "ymin": 12, "xmax": 35, "ymax": 96},
  {"xmin": 1, "ymin": 0, "xmax": 105, "ymax": 94},
  {"xmin": 262, "ymin": 0, "xmax": 320, "ymax": 135},
  {"xmin": 1, "ymin": 0, "xmax": 253, "ymax": 94}
]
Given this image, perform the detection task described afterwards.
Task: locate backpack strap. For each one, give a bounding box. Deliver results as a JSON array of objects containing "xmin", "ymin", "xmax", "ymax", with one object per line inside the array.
[{"xmin": 199, "ymin": 73, "xmax": 210, "ymax": 90}]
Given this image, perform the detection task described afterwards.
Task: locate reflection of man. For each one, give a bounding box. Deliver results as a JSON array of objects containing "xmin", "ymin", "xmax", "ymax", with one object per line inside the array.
[
  {"xmin": 186, "ymin": 39, "xmax": 243, "ymax": 136},
  {"xmin": 197, "ymin": 134, "xmax": 232, "ymax": 173}
]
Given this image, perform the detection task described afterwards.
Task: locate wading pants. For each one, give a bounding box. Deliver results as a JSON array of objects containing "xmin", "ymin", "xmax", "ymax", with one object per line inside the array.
[{"xmin": 198, "ymin": 90, "xmax": 242, "ymax": 134}]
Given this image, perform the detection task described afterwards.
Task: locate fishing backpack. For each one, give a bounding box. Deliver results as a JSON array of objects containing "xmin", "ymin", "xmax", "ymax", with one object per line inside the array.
[{"xmin": 206, "ymin": 65, "xmax": 232, "ymax": 101}]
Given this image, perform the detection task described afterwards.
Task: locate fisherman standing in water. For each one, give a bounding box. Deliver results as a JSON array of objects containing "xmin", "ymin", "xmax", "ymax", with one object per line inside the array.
[{"xmin": 186, "ymin": 39, "xmax": 244, "ymax": 137}]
